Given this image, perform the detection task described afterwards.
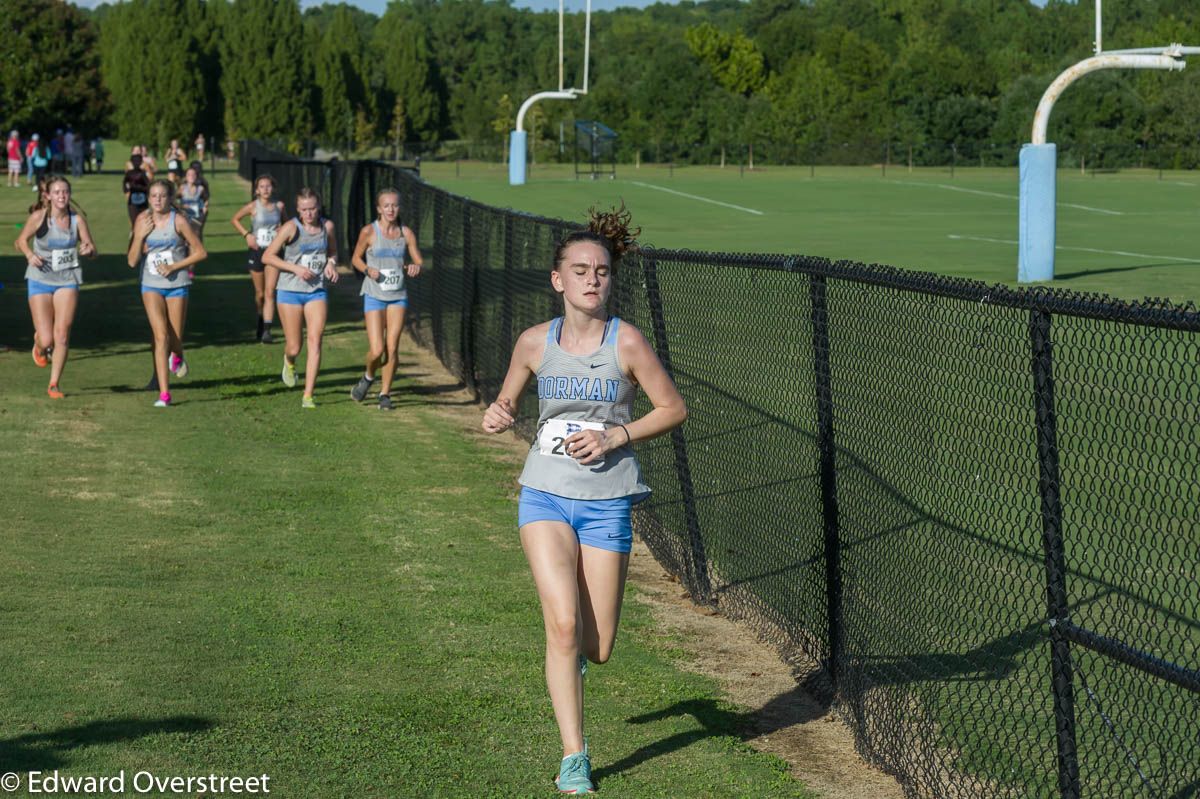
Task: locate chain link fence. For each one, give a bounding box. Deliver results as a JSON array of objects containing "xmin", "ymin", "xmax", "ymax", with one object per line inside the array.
[{"xmin": 240, "ymin": 141, "xmax": 1200, "ymax": 799}]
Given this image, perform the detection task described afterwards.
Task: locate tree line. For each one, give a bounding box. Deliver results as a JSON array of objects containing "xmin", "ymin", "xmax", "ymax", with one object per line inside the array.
[{"xmin": 5, "ymin": 0, "xmax": 1200, "ymax": 167}]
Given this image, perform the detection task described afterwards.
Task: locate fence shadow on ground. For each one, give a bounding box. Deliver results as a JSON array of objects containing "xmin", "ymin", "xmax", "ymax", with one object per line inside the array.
[{"xmin": 0, "ymin": 716, "xmax": 213, "ymax": 773}]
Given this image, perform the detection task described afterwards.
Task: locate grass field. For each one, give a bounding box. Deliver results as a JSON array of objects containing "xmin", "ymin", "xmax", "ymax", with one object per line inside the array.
[
  {"xmin": 0, "ymin": 168, "xmax": 816, "ymax": 797},
  {"xmin": 420, "ymin": 161, "xmax": 1200, "ymax": 305}
]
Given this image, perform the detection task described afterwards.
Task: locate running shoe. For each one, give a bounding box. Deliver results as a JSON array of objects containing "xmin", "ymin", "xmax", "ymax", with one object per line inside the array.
[
  {"xmin": 301, "ymin": 395, "xmax": 316, "ymax": 409},
  {"xmin": 154, "ymin": 392, "xmax": 171, "ymax": 408},
  {"xmin": 32, "ymin": 343, "xmax": 48, "ymax": 367},
  {"xmin": 175, "ymin": 358, "xmax": 189, "ymax": 378},
  {"xmin": 556, "ymin": 745, "xmax": 594, "ymax": 795},
  {"xmin": 261, "ymin": 328, "xmax": 274, "ymax": 344},
  {"xmin": 579, "ymin": 653, "xmax": 588, "ymax": 678},
  {"xmin": 281, "ymin": 357, "xmax": 297, "ymax": 388},
  {"xmin": 351, "ymin": 375, "xmax": 373, "ymax": 402},
  {"xmin": 378, "ymin": 393, "xmax": 392, "ymax": 411},
  {"xmin": 47, "ymin": 384, "xmax": 64, "ymax": 399}
]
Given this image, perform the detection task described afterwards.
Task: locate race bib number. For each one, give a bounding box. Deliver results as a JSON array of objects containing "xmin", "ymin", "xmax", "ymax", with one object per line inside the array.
[
  {"xmin": 168, "ymin": 160, "xmax": 180, "ymax": 171},
  {"xmin": 301, "ymin": 252, "xmax": 326, "ymax": 278},
  {"xmin": 50, "ymin": 248, "xmax": 78, "ymax": 272},
  {"xmin": 379, "ymin": 267, "xmax": 404, "ymax": 288},
  {"xmin": 255, "ymin": 227, "xmax": 276, "ymax": 248},
  {"xmin": 130, "ymin": 192, "xmax": 146, "ymax": 205},
  {"xmin": 146, "ymin": 250, "xmax": 174, "ymax": 275},
  {"xmin": 538, "ymin": 418, "xmax": 605, "ymax": 459}
]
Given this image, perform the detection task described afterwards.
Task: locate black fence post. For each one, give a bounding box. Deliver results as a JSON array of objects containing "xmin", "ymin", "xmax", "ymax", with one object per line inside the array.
[
  {"xmin": 1030, "ymin": 308, "xmax": 1080, "ymax": 799},
  {"xmin": 810, "ymin": 271, "xmax": 842, "ymax": 690},
  {"xmin": 643, "ymin": 256, "xmax": 711, "ymax": 602},
  {"xmin": 461, "ymin": 205, "xmax": 477, "ymax": 398}
]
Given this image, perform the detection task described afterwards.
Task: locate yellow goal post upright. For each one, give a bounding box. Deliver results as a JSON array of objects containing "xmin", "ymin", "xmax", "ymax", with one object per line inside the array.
[
  {"xmin": 1018, "ymin": 0, "xmax": 1197, "ymax": 282},
  {"xmin": 509, "ymin": 0, "xmax": 591, "ymax": 185}
]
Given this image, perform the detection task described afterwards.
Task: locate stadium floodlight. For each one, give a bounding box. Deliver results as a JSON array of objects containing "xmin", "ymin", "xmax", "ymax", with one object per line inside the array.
[
  {"xmin": 1018, "ymin": 0, "xmax": 1196, "ymax": 282},
  {"xmin": 509, "ymin": 0, "xmax": 591, "ymax": 186}
]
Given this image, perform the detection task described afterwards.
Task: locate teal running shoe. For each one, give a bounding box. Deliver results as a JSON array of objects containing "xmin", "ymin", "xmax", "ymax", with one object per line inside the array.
[
  {"xmin": 579, "ymin": 653, "xmax": 587, "ymax": 678},
  {"xmin": 556, "ymin": 743, "xmax": 595, "ymax": 794}
]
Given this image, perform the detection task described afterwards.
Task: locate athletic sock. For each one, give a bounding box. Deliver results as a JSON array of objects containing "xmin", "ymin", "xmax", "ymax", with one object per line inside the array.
[{"xmin": 364, "ymin": 373, "xmax": 375, "ymax": 382}]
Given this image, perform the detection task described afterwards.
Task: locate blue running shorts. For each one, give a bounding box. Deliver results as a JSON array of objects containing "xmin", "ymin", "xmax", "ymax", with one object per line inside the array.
[
  {"xmin": 364, "ymin": 295, "xmax": 407, "ymax": 312},
  {"xmin": 28, "ymin": 279, "xmax": 78, "ymax": 297},
  {"xmin": 277, "ymin": 289, "xmax": 327, "ymax": 306},
  {"xmin": 141, "ymin": 285, "xmax": 189, "ymax": 299},
  {"xmin": 518, "ymin": 486, "xmax": 633, "ymax": 553}
]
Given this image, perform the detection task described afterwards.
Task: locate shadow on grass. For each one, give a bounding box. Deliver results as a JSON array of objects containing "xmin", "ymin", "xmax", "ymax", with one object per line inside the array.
[
  {"xmin": 1055, "ymin": 261, "xmax": 1198, "ymax": 280},
  {"xmin": 595, "ymin": 669, "xmax": 834, "ymax": 785},
  {"xmin": 0, "ymin": 716, "xmax": 213, "ymax": 773}
]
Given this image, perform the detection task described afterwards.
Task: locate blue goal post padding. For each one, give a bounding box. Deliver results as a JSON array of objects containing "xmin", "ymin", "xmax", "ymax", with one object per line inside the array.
[
  {"xmin": 1019, "ymin": 143, "xmax": 1056, "ymax": 283},
  {"xmin": 509, "ymin": 130, "xmax": 527, "ymax": 185}
]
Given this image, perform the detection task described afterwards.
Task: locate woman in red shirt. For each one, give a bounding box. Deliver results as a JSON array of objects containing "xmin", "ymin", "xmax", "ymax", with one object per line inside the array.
[{"xmin": 7, "ymin": 131, "xmax": 21, "ymax": 187}]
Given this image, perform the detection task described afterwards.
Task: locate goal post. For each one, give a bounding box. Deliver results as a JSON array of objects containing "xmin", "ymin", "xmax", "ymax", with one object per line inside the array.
[{"xmin": 510, "ymin": 0, "xmax": 591, "ymax": 185}]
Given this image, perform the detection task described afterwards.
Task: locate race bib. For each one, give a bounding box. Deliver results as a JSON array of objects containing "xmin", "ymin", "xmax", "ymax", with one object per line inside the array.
[
  {"xmin": 146, "ymin": 250, "xmax": 174, "ymax": 276},
  {"xmin": 168, "ymin": 159, "xmax": 180, "ymax": 171},
  {"xmin": 50, "ymin": 248, "xmax": 78, "ymax": 271},
  {"xmin": 379, "ymin": 267, "xmax": 404, "ymax": 288},
  {"xmin": 130, "ymin": 192, "xmax": 146, "ymax": 205},
  {"xmin": 538, "ymin": 418, "xmax": 606, "ymax": 459},
  {"xmin": 301, "ymin": 252, "xmax": 326, "ymax": 278},
  {"xmin": 255, "ymin": 227, "xmax": 276, "ymax": 248}
]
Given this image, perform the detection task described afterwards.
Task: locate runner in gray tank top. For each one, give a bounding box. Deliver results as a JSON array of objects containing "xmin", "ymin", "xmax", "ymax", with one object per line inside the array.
[
  {"xmin": 481, "ymin": 205, "xmax": 687, "ymax": 795},
  {"xmin": 231, "ymin": 174, "xmax": 285, "ymax": 342},
  {"xmin": 127, "ymin": 178, "xmax": 207, "ymax": 407},
  {"xmin": 348, "ymin": 187, "xmax": 425, "ymax": 410},
  {"xmin": 14, "ymin": 176, "xmax": 98, "ymax": 398},
  {"xmin": 261, "ymin": 187, "xmax": 340, "ymax": 409}
]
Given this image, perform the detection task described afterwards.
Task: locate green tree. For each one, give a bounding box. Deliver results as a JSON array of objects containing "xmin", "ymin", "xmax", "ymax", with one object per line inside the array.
[
  {"xmin": 218, "ymin": 0, "xmax": 311, "ymax": 139},
  {"xmin": 389, "ymin": 95, "xmax": 407, "ymax": 157},
  {"xmin": 101, "ymin": 0, "xmax": 207, "ymax": 150},
  {"xmin": 314, "ymin": 5, "xmax": 373, "ymax": 140},
  {"xmin": 0, "ymin": 0, "xmax": 111, "ymax": 135},
  {"xmin": 373, "ymin": 13, "xmax": 440, "ymax": 143}
]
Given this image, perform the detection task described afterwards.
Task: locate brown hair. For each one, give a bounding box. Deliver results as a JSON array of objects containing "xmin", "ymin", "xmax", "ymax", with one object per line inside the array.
[
  {"xmin": 375, "ymin": 186, "xmax": 401, "ymax": 207},
  {"xmin": 553, "ymin": 201, "xmax": 640, "ymax": 269},
  {"xmin": 295, "ymin": 187, "xmax": 321, "ymax": 213}
]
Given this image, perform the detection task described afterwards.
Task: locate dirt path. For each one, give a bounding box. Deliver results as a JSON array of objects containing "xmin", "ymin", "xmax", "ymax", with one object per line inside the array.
[{"xmin": 404, "ymin": 332, "xmax": 904, "ymax": 799}]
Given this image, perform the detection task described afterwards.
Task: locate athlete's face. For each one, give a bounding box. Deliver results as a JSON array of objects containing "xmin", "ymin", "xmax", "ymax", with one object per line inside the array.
[
  {"xmin": 377, "ymin": 193, "xmax": 399, "ymax": 223},
  {"xmin": 255, "ymin": 179, "xmax": 273, "ymax": 200},
  {"xmin": 47, "ymin": 181, "xmax": 70, "ymax": 211},
  {"xmin": 552, "ymin": 242, "xmax": 611, "ymax": 310},
  {"xmin": 148, "ymin": 184, "xmax": 171, "ymax": 213},
  {"xmin": 185, "ymin": 169, "xmax": 197, "ymax": 185},
  {"xmin": 297, "ymin": 197, "xmax": 319, "ymax": 226}
]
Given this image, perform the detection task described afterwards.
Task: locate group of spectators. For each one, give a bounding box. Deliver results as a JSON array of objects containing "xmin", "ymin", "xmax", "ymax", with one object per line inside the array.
[{"xmin": 6, "ymin": 128, "xmax": 105, "ymax": 188}]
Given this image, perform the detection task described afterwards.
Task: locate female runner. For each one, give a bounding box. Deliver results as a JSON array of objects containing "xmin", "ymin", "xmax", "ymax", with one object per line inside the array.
[
  {"xmin": 231, "ymin": 174, "xmax": 284, "ymax": 342},
  {"xmin": 127, "ymin": 179, "xmax": 207, "ymax": 407},
  {"xmin": 123, "ymin": 153, "xmax": 151, "ymax": 230},
  {"xmin": 480, "ymin": 206, "xmax": 687, "ymax": 794},
  {"xmin": 261, "ymin": 188, "xmax": 339, "ymax": 408},
  {"xmin": 164, "ymin": 139, "xmax": 187, "ymax": 184},
  {"xmin": 348, "ymin": 187, "xmax": 424, "ymax": 410},
  {"xmin": 179, "ymin": 167, "xmax": 209, "ymax": 239},
  {"xmin": 15, "ymin": 177, "xmax": 98, "ymax": 398}
]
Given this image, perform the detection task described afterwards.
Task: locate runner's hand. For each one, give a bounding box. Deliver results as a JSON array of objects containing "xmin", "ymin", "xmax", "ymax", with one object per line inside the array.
[
  {"xmin": 482, "ymin": 397, "xmax": 515, "ymax": 433},
  {"xmin": 565, "ymin": 429, "xmax": 611, "ymax": 465}
]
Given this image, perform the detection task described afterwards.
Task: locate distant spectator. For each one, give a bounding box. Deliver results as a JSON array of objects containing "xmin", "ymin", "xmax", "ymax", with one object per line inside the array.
[
  {"xmin": 50, "ymin": 129, "xmax": 64, "ymax": 175},
  {"xmin": 31, "ymin": 137, "xmax": 50, "ymax": 185},
  {"xmin": 92, "ymin": 138, "xmax": 104, "ymax": 172},
  {"xmin": 7, "ymin": 130, "xmax": 21, "ymax": 187},
  {"xmin": 25, "ymin": 134, "xmax": 38, "ymax": 185},
  {"xmin": 66, "ymin": 126, "xmax": 83, "ymax": 177}
]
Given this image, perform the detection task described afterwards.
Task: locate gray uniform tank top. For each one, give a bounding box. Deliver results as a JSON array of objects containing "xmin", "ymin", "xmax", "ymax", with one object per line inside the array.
[
  {"xmin": 277, "ymin": 217, "xmax": 329, "ymax": 293},
  {"xmin": 251, "ymin": 200, "xmax": 280, "ymax": 248},
  {"xmin": 180, "ymin": 184, "xmax": 204, "ymax": 223},
  {"xmin": 518, "ymin": 317, "xmax": 649, "ymax": 501},
  {"xmin": 360, "ymin": 221, "xmax": 408, "ymax": 302},
  {"xmin": 140, "ymin": 211, "xmax": 191, "ymax": 289},
  {"xmin": 25, "ymin": 210, "xmax": 81, "ymax": 287}
]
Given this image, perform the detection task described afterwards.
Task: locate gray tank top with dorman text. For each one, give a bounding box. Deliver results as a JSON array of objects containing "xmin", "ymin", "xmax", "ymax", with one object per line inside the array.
[
  {"xmin": 140, "ymin": 211, "xmax": 191, "ymax": 289},
  {"xmin": 180, "ymin": 184, "xmax": 204, "ymax": 223},
  {"xmin": 251, "ymin": 199, "xmax": 281, "ymax": 248},
  {"xmin": 360, "ymin": 221, "xmax": 408, "ymax": 302},
  {"xmin": 26, "ymin": 210, "xmax": 82, "ymax": 286},
  {"xmin": 518, "ymin": 316, "xmax": 650, "ymax": 501},
  {"xmin": 276, "ymin": 217, "xmax": 329, "ymax": 294}
]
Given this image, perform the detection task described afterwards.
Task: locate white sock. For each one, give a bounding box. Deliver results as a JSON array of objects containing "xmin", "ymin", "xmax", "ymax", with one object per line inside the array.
[{"xmin": 364, "ymin": 373, "xmax": 375, "ymax": 382}]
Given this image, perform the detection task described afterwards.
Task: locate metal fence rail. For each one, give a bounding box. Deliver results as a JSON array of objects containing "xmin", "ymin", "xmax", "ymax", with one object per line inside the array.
[{"xmin": 240, "ymin": 142, "xmax": 1200, "ymax": 799}]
